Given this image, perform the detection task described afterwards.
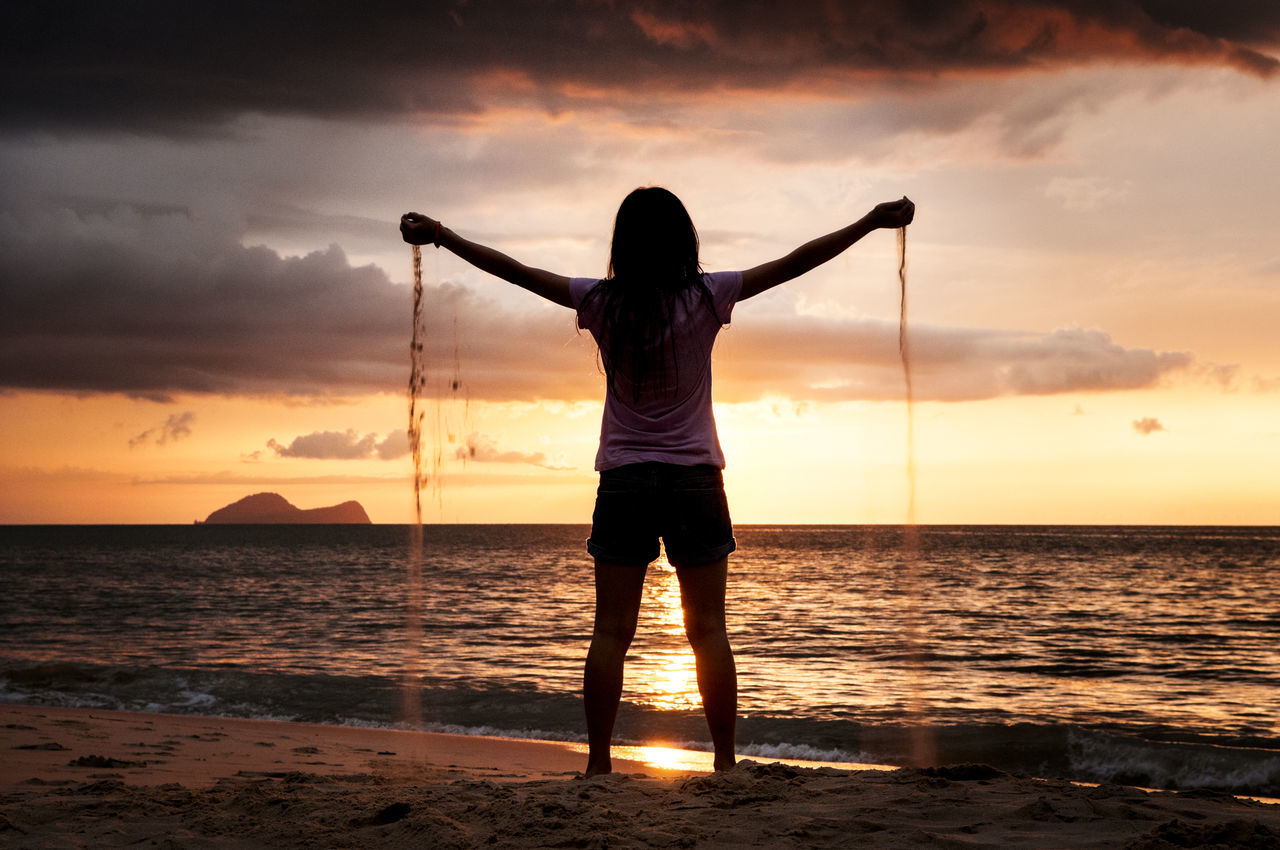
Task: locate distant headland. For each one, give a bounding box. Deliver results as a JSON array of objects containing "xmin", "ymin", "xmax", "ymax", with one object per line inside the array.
[{"xmin": 198, "ymin": 492, "xmax": 371, "ymax": 524}]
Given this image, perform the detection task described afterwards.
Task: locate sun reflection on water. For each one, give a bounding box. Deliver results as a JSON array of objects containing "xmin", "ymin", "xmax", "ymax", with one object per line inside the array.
[
  {"xmin": 568, "ymin": 742, "xmax": 897, "ymax": 775},
  {"xmin": 629, "ymin": 553, "xmax": 701, "ymax": 711},
  {"xmin": 612, "ymin": 745, "xmax": 715, "ymax": 773}
]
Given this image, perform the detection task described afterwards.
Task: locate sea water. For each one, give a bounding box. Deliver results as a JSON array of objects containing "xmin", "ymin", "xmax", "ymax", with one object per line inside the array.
[{"xmin": 2, "ymin": 523, "xmax": 1277, "ymax": 795}]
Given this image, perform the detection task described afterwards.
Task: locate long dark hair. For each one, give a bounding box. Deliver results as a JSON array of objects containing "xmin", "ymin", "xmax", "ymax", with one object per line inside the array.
[{"xmin": 580, "ymin": 187, "xmax": 720, "ymax": 403}]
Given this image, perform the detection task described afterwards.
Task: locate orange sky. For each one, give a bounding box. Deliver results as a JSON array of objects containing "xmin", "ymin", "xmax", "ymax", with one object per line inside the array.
[{"xmin": 2, "ymin": 2, "xmax": 1279, "ymax": 524}]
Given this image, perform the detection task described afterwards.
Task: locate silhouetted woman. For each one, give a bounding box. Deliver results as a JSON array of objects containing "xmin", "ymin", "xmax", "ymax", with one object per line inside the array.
[{"xmin": 402, "ymin": 188, "xmax": 914, "ymax": 775}]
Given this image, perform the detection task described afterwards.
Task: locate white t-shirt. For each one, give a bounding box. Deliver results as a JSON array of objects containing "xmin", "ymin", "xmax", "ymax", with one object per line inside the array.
[{"xmin": 570, "ymin": 271, "xmax": 743, "ymax": 471}]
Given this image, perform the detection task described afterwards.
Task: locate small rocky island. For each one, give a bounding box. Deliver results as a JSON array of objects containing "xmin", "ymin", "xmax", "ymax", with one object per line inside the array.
[{"xmin": 199, "ymin": 492, "xmax": 371, "ymax": 524}]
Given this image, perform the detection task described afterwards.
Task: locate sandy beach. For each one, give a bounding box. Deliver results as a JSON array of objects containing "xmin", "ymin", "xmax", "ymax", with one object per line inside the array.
[{"xmin": 2, "ymin": 704, "xmax": 1277, "ymax": 848}]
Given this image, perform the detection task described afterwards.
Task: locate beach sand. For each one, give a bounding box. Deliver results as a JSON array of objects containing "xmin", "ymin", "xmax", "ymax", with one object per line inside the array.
[{"xmin": 3, "ymin": 704, "xmax": 1278, "ymax": 848}]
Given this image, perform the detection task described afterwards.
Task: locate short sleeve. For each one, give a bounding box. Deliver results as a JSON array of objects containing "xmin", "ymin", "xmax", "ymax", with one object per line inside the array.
[
  {"xmin": 704, "ymin": 270, "xmax": 743, "ymax": 325},
  {"xmin": 569, "ymin": 277, "xmax": 602, "ymax": 309}
]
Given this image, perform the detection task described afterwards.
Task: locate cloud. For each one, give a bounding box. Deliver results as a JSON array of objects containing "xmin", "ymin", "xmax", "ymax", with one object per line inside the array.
[
  {"xmin": 1132, "ymin": 416, "xmax": 1166, "ymax": 434},
  {"xmin": 267, "ymin": 428, "xmax": 408, "ymax": 460},
  {"xmin": 1195, "ymin": 362, "xmax": 1239, "ymax": 391},
  {"xmin": 0, "ymin": 203, "xmax": 593, "ymax": 401},
  {"xmin": 129, "ymin": 470, "xmax": 579, "ymax": 488},
  {"xmin": 1252, "ymin": 375, "xmax": 1280, "ymax": 393},
  {"xmin": 455, "ymin": 433, "xmax": 573, "ymax": 471},
  {"xmin": 268, "ymin": 430, "xmax": 377, "ymax": 460},
  {"xmin": 1045, "ymin": 176, "xmax": 1133, "ymax": 212},
  {"xmin": 0, "ymin": 202, "xmax": 1198, "ymax": 405},
  {"xmin": 2, "ymin": 1, "xmax": 1275, "ymax": 135},
  {"xmin": 376, "ymin": 430, "xmax": 410, "ymax": 460},
  {"xmin": 716, "ymin": 321, "xmax": 1193, "ymax": 402},
  {"xmin": 132, "ymin": 472, "xmax": 403, "ymax": 486},
  {"xmin": 128, "ymin": 411, "xmax": 195, "ymax": 448}
]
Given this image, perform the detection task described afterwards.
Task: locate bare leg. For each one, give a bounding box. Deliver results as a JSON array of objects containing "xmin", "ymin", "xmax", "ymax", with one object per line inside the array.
[
  {"xmin": 583, "ymin": 559, "xmax": 647, "ymax": 777},
  {"xmin": 677, "ymin": 557, "xmax": 737, "ymax": 771}
]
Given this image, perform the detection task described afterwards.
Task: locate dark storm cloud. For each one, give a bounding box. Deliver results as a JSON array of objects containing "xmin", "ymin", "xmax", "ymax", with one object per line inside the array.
[
  {"xmin": 1136, "ymin": 0, "xmax": 1280, "ymax": 44},
  {"xmin": 0, "ymin": 204, "xmax": 1198, "ymax": 404},
  {"xmin": 3, "ymin": 1, "xmax": 1275, "ymax": 135},
  {"xmin": 0, "ymin": 204, "xmax": 596, "ymax": 401}
]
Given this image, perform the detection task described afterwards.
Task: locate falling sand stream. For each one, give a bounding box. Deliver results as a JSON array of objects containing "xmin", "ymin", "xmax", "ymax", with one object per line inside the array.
[
  {"xmin": 897, "ymin": 226, "xmax": 915, "ymax": 525},
  {"xmin": 403, "ymin": 244, "xmax": 426, "ymax": 727},
  {"xmin": 404, "ymin": 242, "xmax": 473, "ymax": 728},
  {"xmin": 897, "ymin": 225, "xmax": 933, "ymax": 766}
]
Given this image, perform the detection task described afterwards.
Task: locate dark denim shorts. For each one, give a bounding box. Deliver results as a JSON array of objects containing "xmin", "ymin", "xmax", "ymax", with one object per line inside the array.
[{"xmin": 587, "ymin": 462, "xmax": 736, "ymax": 569}]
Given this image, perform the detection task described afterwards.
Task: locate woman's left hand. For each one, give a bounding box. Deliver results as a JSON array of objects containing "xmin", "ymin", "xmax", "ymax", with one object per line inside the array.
[{"xmin": 400, "ymin": 212, "xmax": 439, "ymax": 245}]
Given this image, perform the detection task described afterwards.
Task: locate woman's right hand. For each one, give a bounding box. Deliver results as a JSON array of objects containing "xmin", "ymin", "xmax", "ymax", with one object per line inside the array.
[
  {"xmin": 400, "ymin": 212, "xmax": 439, "ymax": 245},
  {"xmin": 871, "ymin": 197, "xmax": 915, "ymax": 229}
]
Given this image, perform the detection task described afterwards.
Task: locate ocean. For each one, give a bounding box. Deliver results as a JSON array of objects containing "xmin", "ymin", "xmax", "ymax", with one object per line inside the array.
[{"xmin": 2, "ymin": 524, "xmax": 1277, "ymax": 796}]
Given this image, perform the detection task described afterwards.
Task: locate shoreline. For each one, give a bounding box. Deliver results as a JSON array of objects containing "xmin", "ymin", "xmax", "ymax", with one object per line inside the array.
[
  {"xmin": 4, "ymin": 704, "xmax": 1279, "ymax": 848},
  {"xmin": 0, "ymin": 704, "xmax": 895, "ymax": 791}
]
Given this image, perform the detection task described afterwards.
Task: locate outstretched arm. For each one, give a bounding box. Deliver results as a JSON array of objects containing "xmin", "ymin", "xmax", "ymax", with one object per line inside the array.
[
  {"xmin": 739, "ymin": 197, "xmax": 914, "ymax": 301},
  {"xmin": 400, "ymin": 212, "xmax": 573, "ymax": 308}
]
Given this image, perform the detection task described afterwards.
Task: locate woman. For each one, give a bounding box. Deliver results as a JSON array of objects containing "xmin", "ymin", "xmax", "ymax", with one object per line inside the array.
[{"xmin": 401, "ymin": 188, "xmax": 914, "ymax": 776}]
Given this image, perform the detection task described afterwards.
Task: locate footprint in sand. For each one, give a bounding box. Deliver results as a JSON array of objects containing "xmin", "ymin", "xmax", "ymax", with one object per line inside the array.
[
  {"xmin": 12, "ymin": 741, "xmax": 68, "ymax": 751},
  {"xmin": 67, "ymin": 755, "xmax": 146, "ymax": 768}
]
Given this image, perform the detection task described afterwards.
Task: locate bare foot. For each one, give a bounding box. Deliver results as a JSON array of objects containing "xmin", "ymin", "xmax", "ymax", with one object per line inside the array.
[
  {"xmin": 584, "ymin": 758, "xmax": 612, "ymax": 778},
  {"xmin": 713, "ymin": 756, "xmax": 736, "ymax": 772}
]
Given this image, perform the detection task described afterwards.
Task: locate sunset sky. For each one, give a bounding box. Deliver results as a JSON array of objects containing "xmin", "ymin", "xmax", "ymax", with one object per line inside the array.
[{"xmin": 2, "ymin": 1, "xmax": 1278, "ymax": 525}]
